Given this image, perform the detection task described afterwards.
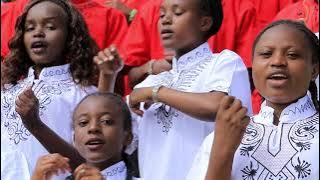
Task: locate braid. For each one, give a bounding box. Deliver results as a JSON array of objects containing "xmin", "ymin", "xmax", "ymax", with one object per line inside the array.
[{"xmin": 309, "ymin": 81, "xmax": 319, "ymax": 112}]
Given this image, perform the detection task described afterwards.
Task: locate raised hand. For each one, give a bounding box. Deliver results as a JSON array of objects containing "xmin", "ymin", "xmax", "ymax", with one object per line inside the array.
[
  {"xmin": 74, "ymin": 164, "xmax": 104, "ymax": 180},
  {"xmin": 31, "ymin": 153, "xmax": 71, "ymax": 180},
  {"xmin": 15, "ymin": 85, "xmax": 41, "ymax": 131},
  {"xmin": 214, "ymin": 96, "xmax": 250, "ymax": 154},
  {"xmin": 94, "ymin": 45, "xmax": 124, "ymax": 76}
]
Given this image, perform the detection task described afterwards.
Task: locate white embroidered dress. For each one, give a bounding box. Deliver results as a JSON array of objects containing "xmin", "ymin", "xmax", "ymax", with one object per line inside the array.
[
  {"xmin": 100, "ymin": 161, "xmax": 127, "ymax": 180},
  {"xmin": 187, "ymin": 94, "xmax": 319, "ymax": 180},
  {"xmin": 1, "ymin": 64, "xmax": 97, "ymax": 180},
  {"xmin": 133, "ymin": 43, "xmax": 252, "ymax": 180}
]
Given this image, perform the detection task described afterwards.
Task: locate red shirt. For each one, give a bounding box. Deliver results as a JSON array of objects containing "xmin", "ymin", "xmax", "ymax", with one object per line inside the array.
[
  {"xmin": 1, "ymin": 0, "xmax": 128, "ymax": 57},
  {"xmin": 208, "ymin": 0, "xmax": 256, "ymax": 67},
  {"xmin": 249, "ymin": 0, "xmax": 299, "ymax": 32},
  {"xmin": 121, "ymin": 0, "xmax": 149, "ymax": 10},
  {"xmin": 124, "ymin": 0, "xmax": 256, "ymax": 67},
  {"xmin": 274, "ymin": 0, "xmax": 319, "ymax": 33}
]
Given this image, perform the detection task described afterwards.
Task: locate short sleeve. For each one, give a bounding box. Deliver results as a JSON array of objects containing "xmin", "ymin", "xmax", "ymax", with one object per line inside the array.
[{"xmin": 203, "ymin": 50, "xmax": 248, "ymax": 94}]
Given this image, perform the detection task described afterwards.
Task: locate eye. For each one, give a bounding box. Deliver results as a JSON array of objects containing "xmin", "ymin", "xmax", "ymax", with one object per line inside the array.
[
  {"xmin": 100, "ymin": 119, "xmax": 113, "ymax": 126},
  {"xmin": 287, "ymin": 52, "xmax": 299, "ymax": 60},
  {"xmin": 160, "ymin": 11, "xmax": 165, "ymax": 19},
  {"xmin": 258, "ymin": 51, "xmax": 272, "ymax": 58},
  {"xmin": 78, "ymin": 119, "xmax": 88, "ymax": 127},
  {"xmin": 25, "ymin": 25, "xmax": 35, "ymax": 32},
  {"xmin": 173, "ymin": 10, "xmax": 183, "ymax": 16}
]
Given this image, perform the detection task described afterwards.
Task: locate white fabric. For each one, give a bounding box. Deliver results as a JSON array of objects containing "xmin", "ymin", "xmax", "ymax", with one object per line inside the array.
[
  {"xmin": 187, "ymin": 94, "xmax": 319, "ymax": 180},
  {"xmin": 1, "ymin": 64, "xmax": 97, "ymax": 180},
  {"xmin": 100, "ymin": 161, "xmax": 127, "ymax": 180},
  {"xmin": 132, "ymin": 43, "xmax": 252, "ymax": 180}
]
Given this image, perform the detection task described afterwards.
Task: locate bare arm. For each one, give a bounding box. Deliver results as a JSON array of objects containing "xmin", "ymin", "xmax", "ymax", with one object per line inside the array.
[
  {"xmin": 205, "ymin": 96, "xmax": 250, "ymax": 180},
  {"xmin": 94, "ymin": 45, "xmax": 124, "ymax": 93},
  {"xmin": 129, "ymin": 86, "xmax": 226, "ymax": 121},
  {"xmin": 15, "ymin": 87, "xmax": 85, "ymax": 171}
]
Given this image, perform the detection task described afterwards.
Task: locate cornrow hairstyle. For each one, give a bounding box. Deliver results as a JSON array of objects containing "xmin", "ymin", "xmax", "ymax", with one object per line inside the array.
[
  {"xmin": 252, "ymin": 20, "xmax": 319, "ymax": 112},
  {"xmin": 199, "ymin": 0, "xmax": 223, "ymax": 39},
  {"xmin": 1, "ymin": 0, "xmax": 99, "ymax": 88},
  {"xmin": 72, "ymin": 92, "xmax": 136, "ymax": 179}
]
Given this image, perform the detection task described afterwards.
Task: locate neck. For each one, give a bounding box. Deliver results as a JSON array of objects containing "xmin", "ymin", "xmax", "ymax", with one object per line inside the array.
[
  {"xmin": 87, "ymin": 156, "xmax": 122, "ymax": 171},
  {"xmin": 175, "ymin": 40, "xmax": 206, "ymax": 60}
]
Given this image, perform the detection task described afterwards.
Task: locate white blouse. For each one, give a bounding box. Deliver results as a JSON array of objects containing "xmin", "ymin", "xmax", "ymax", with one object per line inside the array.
[
  {"xmin": 133, "ymin": 43, "xmax": 252, "ymax": 180},
  {"xmin": 100, "ymin": 161, "xmax": 127, "ymax": 180},
  {"xmin": 1, "ymin": 64, "xmax": 97, "ymax": 180},
  {"xmin": 187, "ymin": 94, "xmax": 319, "ymax": 180}
]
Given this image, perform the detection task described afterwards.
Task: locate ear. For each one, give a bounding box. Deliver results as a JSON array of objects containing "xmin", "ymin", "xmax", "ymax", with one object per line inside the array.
[
  {"xmin": 123, "ymin": 130, "xmax": 133, "ymax": 146},
  {"xmin": 200, "ymin": 16, "xmax": 213, "ymax": 32},
  {"xmin": 311, "ymin": 63, "xmax": 319, "ymax": 81}
]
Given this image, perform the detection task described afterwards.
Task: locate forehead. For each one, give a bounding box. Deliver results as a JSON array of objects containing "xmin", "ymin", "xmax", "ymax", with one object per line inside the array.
[
  {"xmin": 162, "ymin": 0, "xmax": 199, "ymax": 8},
  {"xmin": 75, "ymin": 96, "xmax": 121, "ymax": 117},
  {"xmin": 256, "ymin": 24, "xmax": 309, "ymax": 49},
  {"xmin": 26, "ymin": 1, "xmax": 68, "ymax": 21}
]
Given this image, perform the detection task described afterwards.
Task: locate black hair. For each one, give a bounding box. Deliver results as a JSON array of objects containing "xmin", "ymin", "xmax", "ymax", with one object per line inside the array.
[
  {"xmin": 199, "ymin": 0, "xmax": 223, "ymax": 38},
  {"xmin": 252, "ymin": 20, "xmax": 319, "ymax": 112},
  {"xmin": 1, "ymin": 0, "xmax": 99, "ymax": 88},
  {"xmin": 72, "ymin": 92, "xmax": 138, "ymax": 179}
]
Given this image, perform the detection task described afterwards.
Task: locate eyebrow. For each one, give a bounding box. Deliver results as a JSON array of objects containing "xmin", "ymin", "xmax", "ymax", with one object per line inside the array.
[
  {"xmin": 25, "ymin": 16, "xmax": 59, "ymax": 23},
  {"xmin": 76, "ymin": 112, "xmax": 112, "ymax": 119}
]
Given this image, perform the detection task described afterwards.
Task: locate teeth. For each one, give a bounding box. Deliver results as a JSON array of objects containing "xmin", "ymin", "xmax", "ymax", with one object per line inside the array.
[{"xmin": 87, "ymin": 140, "xmax": 103, "ymax": 145}]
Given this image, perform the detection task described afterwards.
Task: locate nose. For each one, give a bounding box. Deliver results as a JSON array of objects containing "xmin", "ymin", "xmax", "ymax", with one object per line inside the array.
[
  {"xmin": 161, "ymin": 13, "xmax": 172, "ymax": 25},
  {"xmin": 88, "ymin": 121, "xmax": 101, "ymax": 134},
  {"xmin": 33, "ymin": 26, "xmax": 45, "ymax": 38},
  {"xmin": 270, "ymin": 53, "xmax": 288, "ymax": 67}
]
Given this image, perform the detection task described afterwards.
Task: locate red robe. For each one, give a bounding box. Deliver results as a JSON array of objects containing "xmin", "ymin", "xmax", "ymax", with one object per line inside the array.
[
  {"xmin": 274, "ymin": 0, "xmax": 319, "ymax": 33},
  {"xmin": 121, "ymin": 0, "xmax": 149, "ymax": 10},
  {"xmin": 249, "ymin": 0, "xmax": 299, "ymax": 32}
]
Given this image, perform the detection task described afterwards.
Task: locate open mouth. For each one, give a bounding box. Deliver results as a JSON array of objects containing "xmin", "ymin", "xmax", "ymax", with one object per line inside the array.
[
  {"xmin": 85, "ymin": 138, "xmax": 105, "ymax": 150},
  {"xmin": 161, "ymin": 29, "xmax": 174, "ymax": 39},
  {"xmin": 31, "ymin": 41, "xmax": 47, "ymax": 53},
  {"xmin": 267, "ymin": 74, "xmax": 288, "ymax": 80}
]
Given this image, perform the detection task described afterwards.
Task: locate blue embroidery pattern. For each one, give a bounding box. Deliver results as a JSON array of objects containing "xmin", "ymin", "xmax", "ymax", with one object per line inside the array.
[{"xmin": 2, "ymin": 79, "xmax": 74, "ymax": 144}]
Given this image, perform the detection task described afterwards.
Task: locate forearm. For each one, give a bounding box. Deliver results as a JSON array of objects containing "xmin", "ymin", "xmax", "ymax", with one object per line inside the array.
[
  {"xmin": 128, "ymin": 63, "xmax": 148, "ymax": 89},
  {"xmin": 30, "ymin": 122, "xmax": 85, "ymax": 171},
  {"xmin": 98, "ymin": 72, "xmax": 118, "ymax": 93},
  {"xmin": 157, "ymin": 87, "xmax": 226, "ymax": 121},
  {"xmin": 205, "ymin": 146, "xmax": 234, "ymax": 180}
]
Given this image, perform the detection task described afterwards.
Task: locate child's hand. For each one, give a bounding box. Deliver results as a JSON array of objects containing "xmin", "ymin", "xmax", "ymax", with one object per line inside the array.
[
  {"xmin": 214, "ymin": 96, "xmax": 250, "ymax": 154},
  {"xmin": 129, "ymin": 87, "xmax": 153, "ymax": 116},
  {"xmin": 152, "ymin": 59, "xmax": 172, "ymax": 75},
  {"xmin": 15, "ymin": 86, "xmax": 41, "ymax": 131},
  {"xmin": 94, "ymin": 45, "xmax": 124, "ymax": 75},
  {"xmin": 74, "ymin": 164, "xmax": 103, "ymax": 180},
  {"xmin": 31, "ymin": 153, "xmax": 71, "ymax": 180}
]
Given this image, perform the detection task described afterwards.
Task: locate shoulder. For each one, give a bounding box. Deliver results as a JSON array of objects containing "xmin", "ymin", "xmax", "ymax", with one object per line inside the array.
[{"xmin": 213, "ymin": 49, "xmax": 247, "ymax": 70}]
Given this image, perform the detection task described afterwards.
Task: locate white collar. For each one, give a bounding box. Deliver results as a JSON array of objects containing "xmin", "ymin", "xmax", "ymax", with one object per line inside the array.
[
  {"xmin": 100, "ymin": 161, "xmax": 126, "ymax": 178},
  {"xmin": 27, "ymin": 64, "xmax": 71, "ymax": 81},
  {"xmin": 255, "ymin": 94, "xmax": 317, "ymax": 126},
  {"xmin": 172, "ymin": 42, "xmax": 212, "ymax": 73}
]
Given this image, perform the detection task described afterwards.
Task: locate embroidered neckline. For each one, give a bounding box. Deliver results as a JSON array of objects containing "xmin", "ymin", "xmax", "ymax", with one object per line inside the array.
[
  {"xmin": 172, "ymin": 43, "xmax": 212, "ymax": 72},
  {"xmin": 100, "ymin": 161, "xmax": 126, "ymax": 177},
  {"xmin": 256, "ymin": 94, "xmax": 316, "ymax": 125},
  {"xmin": 27, "ymin": 64, "xmax": 71, "ymax": 81}
]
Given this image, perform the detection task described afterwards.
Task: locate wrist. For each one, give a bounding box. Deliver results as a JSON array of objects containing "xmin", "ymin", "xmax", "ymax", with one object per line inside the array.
[
  {"xmin": 147, "ymin": 59, "xmax": 155, "ymax": 75},
  {"xmin": 152, "ymin": 85, "xmax": 163, "ymax": 103}
]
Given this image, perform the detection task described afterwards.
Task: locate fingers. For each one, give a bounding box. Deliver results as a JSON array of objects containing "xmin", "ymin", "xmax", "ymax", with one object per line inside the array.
[
  {"xmin": 94, "ymin": 45, "xmax": 123, "ymax": 74},
  {"xmin": 74, "ymin": 164, "xmax": 102, "ymax": 180},
  {"xmin": 34, "ymin": 154, "xmax": 71, "ymax": 178}
]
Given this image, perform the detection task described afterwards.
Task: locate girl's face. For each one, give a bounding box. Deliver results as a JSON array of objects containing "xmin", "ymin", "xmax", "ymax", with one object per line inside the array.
[
  {"xmin": 23, "ymin": 1, "xmax": 68, "ymax": 67},
  {"xmin": 159, "ymin": 0, "xmax": 209, "ymax": 57},
  {"xmin": 73, "ymin": 96, "xmax": 131, "ymax": 170},
  {"xmin": 252, "ymin": 24, "xmax": 318, "ymax": 109}
]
